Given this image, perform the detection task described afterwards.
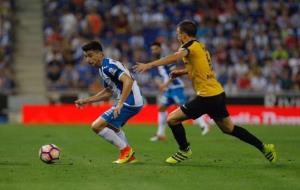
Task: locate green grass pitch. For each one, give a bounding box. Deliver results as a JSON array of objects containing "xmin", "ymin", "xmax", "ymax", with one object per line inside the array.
[{"xmin": 0, "ymin": 124, "xmax": 299, "ymax": 190}]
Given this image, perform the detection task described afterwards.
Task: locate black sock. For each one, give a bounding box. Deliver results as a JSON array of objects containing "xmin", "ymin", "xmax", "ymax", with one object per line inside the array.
[
  {"xmin": 231, "ymin": 125, "xmax": 264, "ymax": 152},
  {"xmin": 169, "ymin": 123, "xmax": 190, "ymax": 151}
]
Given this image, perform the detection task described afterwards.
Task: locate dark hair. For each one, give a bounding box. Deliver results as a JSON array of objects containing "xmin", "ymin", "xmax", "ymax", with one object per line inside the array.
[
  {"xmin": 82, "ymin": 41, "xmax": 103, "ymax": 52},
  {"xmin": 177, "ymin": 20, "xmax": 197, "ymax": 37},
  {"xmin": 150, "ymin": 42, "xmax": 161, "ymax": 47}
]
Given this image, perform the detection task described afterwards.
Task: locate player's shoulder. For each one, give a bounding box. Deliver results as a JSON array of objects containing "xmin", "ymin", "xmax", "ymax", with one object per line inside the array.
[
  {"xmin": 103, "ymin": 58, "xmax": 119, "ymax": 69},
  {"xmin": 181, "ymin": 39, "xmax": 200, "ymax": 49},
  {"xmin": 102, "ymin": 57, "xmax": 126, "ymax": 77},
  {"xmin": 102, "ymin": 58, "xmax": 116, "ymax": 73}
]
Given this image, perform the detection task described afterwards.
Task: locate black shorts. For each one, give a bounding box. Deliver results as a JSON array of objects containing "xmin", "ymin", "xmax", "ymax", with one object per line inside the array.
[{"xmin": 180, "ymin": 92, "xmax": 229, "ymax": 120}]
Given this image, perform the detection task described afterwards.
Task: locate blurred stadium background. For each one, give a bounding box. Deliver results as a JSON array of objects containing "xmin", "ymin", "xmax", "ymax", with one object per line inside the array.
[{"xmin": 0, "ymin": 0, "xmax": 299, "ymax": 124}]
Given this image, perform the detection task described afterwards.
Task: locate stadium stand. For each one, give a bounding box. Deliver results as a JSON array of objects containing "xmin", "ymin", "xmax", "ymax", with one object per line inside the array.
[
  {"xmin": 43, "ymin": 0, "xmax": 300, "ymax": 96},
  {"xmin": 0, "ymin": 0, "xmax": 16, "ymax": 94}
]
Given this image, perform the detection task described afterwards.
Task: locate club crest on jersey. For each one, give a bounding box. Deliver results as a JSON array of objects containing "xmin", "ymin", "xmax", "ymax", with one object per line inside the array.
[{"xmin": 109, "ymin": 68, "xmax": 117, "ymax": 75}]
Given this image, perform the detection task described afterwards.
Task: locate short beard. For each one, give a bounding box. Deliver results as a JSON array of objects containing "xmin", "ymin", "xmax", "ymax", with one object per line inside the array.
[{"xmin": 153, "ymin": 54, "xmax": 161, "ymax": 59}]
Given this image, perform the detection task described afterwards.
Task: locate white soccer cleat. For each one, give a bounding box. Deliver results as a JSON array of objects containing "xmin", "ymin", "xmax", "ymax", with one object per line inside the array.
[
  {"xmin": 150, "ymin": 135, "xmax": 166, "ymax": 142},
  {"xmin": 201, "ymin": 126, "xmax": 210, "ymax": 136}
]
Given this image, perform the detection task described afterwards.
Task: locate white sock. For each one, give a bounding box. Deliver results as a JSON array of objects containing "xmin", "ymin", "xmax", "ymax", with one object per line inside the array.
[
  {"xmin": 98, "ymin": 128, "xmax": 127, "ymax": 150},
  {"xmin": 157, "ymin": 111, "xmax": 167, "ymax": 136},
  {"xmin": 116, "ymin": 130, "xmax": 128, "ymax": 145},
  {"xmin": 195, "ymin": 116, "xmax": 208, "ymax": 129}
]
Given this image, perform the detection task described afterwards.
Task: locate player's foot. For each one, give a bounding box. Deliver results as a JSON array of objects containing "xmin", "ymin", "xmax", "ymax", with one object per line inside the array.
[
  {"xmin": 150, "ymin": 135, "xmax": 166, "ymax": 142},
  {"xmin": 201, "ymin": 125, "xmax": 210, "ymax": 136},
  {"xmin": 127, "ymin": 155, "xmax": 138, "ymax": 164},
  {"xmin": 113, "ymin": 146, "xmax": 134, "ymax": 164},
  {"xmin": 262, "ymin": 144, "xmax": 277, "ymax": 163},
  {"xmin": 165, "ymin": 148, "xmax": 192, "ymax": 164},
  {"xmin": 199, "ymin": 119, "xmax": 210, "ymax": 135}
]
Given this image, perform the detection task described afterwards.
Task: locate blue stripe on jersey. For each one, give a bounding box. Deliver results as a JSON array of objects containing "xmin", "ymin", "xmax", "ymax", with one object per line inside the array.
[
  {"xmin": 158, "ymin": 64, "xmax": 184, "ymax": 89},
  {"xmin": 103, "ymin": 67, "xmax": 123, "ymax": 90}
]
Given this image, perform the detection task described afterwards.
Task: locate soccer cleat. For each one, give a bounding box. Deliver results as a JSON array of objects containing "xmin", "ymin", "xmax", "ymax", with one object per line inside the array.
[
  {"xmin": 165, "ymin": 149, "xmax": 192, "ymax": 164},
  {"xmin": 150, "ymin": 135, "xmax": 166, "ymax": 142},
  {"xmin": 201, "ymin": 125, "xmax": 210, "ymax": 136},
  {"xmin": 262, "ymin": 144, "xmax": 277, "ymax": 163},
  {"xmin": 127, "ymin": 155, "xmax": 138, "ymax": 164},
  {"xmin": 113, "ymin": 146, "xmax": 134, "ymax": 164}
]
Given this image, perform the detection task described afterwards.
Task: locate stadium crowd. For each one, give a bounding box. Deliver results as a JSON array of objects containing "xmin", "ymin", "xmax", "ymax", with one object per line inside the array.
[
  {"xmin": 43, "ymin": 0, "xmax": 300, "ymax": 95},
  {"xmin": 0, "ymin": 0, "xmax": 15, "ymax": 94}
]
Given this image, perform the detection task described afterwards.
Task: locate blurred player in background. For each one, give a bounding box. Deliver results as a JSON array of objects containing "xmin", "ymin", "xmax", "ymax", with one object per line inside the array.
[
  {"xmin": 149, "ymin": 42, "xmax": 210, "ymax": 142},
  {"xmin": 134, "ymin": 20, "xmax": 277, "ymax": 164},
  {"xmin": 75, "ymin": 41, "xmax": 143, "ymax": 164}
]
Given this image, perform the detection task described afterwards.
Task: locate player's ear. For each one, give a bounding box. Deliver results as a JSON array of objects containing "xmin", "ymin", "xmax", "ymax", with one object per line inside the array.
[{"xmin": 99, "ymin": 51, "xmax": 104, "ymax": 57}]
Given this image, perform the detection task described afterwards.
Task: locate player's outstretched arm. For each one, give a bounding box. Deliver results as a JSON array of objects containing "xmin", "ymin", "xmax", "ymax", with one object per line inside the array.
[
  {"xmin": 113, "ymin": 73, "xmax": 134, "ymax": 118},
  {"xmin": 133, "ymin": 49, "xmax": 187, "ymax": 73},
  {"xmin": 74, "ymin": 88, "xmax": 113, "ymax": 108}
]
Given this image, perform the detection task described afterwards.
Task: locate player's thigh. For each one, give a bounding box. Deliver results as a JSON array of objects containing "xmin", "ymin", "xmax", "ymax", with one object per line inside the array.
[
  {"xmin": 180, "ymin": 96, "xmax": 206, "ymax": 119},
  {"xmin": 102, "ymin": 105, "xmax": 142, "ymax": 129},
  {"xmin": 167, "ymin": 107, "xmax": 189, "ymax": 125},
  {"xmin": 91, "ymin": 117, "xmax": 109, "ymax": 133},
  {"xmin": 214, "ymin": 116, "xmax": 235, "ymax": 134}
]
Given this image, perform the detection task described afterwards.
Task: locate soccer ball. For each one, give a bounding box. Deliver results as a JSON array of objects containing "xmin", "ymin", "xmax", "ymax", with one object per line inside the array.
[{"xmin": 39, "ymin": 144, "xmax": 60, "ymax": 164}]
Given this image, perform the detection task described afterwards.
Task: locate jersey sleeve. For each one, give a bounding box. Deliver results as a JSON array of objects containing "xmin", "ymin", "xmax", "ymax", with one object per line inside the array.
[
  {"xmin": 181, "ymin": 40, "xmax": 196, "ymax": 57},
  {"xmin": 103, "ymin": 80, "xmax": 109, "ymax": 88},
  {"xmin": 179, "ymin": 47, "xmax": 190, "ymax": 57},
  {"xmin": 103, "ymin": 64, "xmax": 124, "ymax": 81}
]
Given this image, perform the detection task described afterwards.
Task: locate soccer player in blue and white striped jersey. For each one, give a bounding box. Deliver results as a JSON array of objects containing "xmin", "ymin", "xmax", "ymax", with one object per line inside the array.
[
  {"xmin": 75, "ymin": 41, "xmax": 143, "ymax": 164},
  {"xmin": 149, "ymin": 42, "xmax": 209, "ymax": 142}
]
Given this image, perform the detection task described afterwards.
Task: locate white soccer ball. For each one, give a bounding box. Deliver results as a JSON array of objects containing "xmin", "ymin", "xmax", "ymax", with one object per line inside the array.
[{"xmin": 39, "ymin": 144, "xmax": 60, "ymax": 164}]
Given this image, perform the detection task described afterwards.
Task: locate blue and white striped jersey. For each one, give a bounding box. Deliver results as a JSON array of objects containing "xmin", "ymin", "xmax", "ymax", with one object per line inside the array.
[
  {"xmin": 158, "ymin": 64, "xmax": 184, "ymax": 90},
  {"xmin": 99, "ymin": 58, "xmax": 143, "ymax": 107}
]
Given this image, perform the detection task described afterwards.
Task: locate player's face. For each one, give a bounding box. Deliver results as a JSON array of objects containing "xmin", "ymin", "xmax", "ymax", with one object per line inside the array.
[
  {"xmin": 83, "ymin": 50, "xmax": 103, "ymax": 67},
  {"xmin": 150, "ymin": 45, "xmax": 161, "ymax": 57},
  {"xmin": 176, "ymin": 27, "xmax": 184, "ymax": 44}
]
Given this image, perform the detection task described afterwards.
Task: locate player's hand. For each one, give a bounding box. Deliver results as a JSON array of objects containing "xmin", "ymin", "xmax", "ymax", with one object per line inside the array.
[
  {"xmin": 159, "ymin": 83, "xmax": 167, "ymax": 92},
  {"xmin": 133, "ymin": 62, "xmax": 151, "ymax": 73},
  {"xmin": 113, "ymin": 102, "xmax": 123, "ymax": 118},
  {"xmin": 169, "ymin": 70, "xmax": 184, "ymax": 79},
  {"xmin": 75, "ymin": 99, "xmax": 87, "ymax": 108}
]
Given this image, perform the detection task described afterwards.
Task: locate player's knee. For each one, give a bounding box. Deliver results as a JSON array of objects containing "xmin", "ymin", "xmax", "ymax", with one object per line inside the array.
[
  {"xmin": 220, "ymin": 127, "xmax": 233, "ymax": 134},
  {"xmin": 219, "ymin": 124, "xmax": 234, "ymax": 134},
  {"xmin": 215, "ymin": 118, "xmax": 234, "ymax": 134},
  {"xmin": 167, "ymin": 115, "xmax": 179, "ymax": 126},
  {"xmin": 91, "ymin": 121, "xmax": 105, "ymax": 134}
]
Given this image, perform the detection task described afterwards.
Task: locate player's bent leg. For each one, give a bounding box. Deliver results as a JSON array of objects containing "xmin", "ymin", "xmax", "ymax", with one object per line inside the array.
[
  {"xmin": 92, "ymin": 118, "xmax": 127, "ymax": 150},
  {"xmin": 107, "ymin": 105, "xmax": 141, "ymax": 164},
  {"xmin": 166, "ymin": 108, "xmax": 192, "ymax": 164},
  {"xmin": 91, "ymin": 117, "xmax": 109, "ymax": 133},
  {"xmin": 167, "ymin": 107, "xmax": 188, "ymax": 126},
  {"xmin": 214, "ymin": 116, "xmax": 234, "ymax": 134},
  {"xmin": 112, "ymin": 126, "xmax": 138, "ymax": 163},
  {"xmin": 91, "ymin": 117, "xmax": 133, "ymax": 163},
  {"xmin": 214, "ymin": 117, "xmax": 277, "ymax": 163}
]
